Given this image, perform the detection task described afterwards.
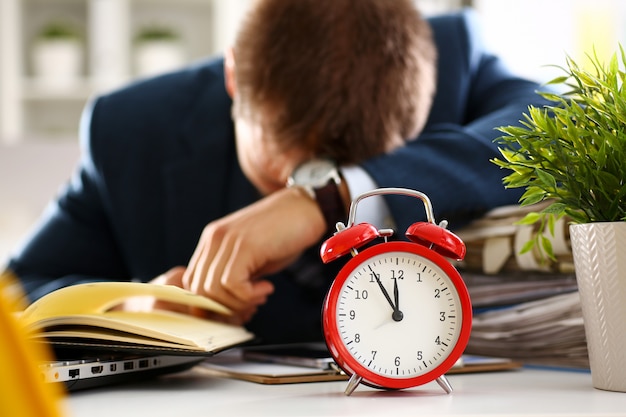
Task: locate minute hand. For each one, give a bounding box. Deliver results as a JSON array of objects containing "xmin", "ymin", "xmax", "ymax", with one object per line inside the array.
[{"xmin": 369, "ymin": 266, "xmax": 395, "ymax": 312}]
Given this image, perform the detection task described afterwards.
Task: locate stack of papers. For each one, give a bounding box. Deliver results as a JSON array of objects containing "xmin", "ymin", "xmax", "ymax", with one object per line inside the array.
[
  {"xmin": 453, "ymin": 204, "xmax": 589, "ymax": 369},
  {"xmin": 464, "ymin": 272, "xmax": 578, "ymax": 309},
  {"xmin": 466, "ymin": 291, "xmax": 588, "ymax": 368}
]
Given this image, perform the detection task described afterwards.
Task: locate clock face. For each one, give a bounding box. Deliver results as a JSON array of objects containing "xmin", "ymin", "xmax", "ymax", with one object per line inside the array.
[
  {"xmin": 323, "ymin": 241, "xmax": 472, "ymax": 389},
  {"xmin": 290, "ymin": 159, "xmax": 336, "ymax": 188}
]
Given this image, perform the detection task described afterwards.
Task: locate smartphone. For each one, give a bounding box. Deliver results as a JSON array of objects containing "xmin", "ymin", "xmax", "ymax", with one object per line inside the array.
[{"xmin": 242, "ymin": 343, "xmax": 335, "ymax": 370}]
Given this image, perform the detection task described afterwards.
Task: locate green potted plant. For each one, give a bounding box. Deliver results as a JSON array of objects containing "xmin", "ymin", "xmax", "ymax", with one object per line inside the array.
[
  {"xmin": 32, "ymin": 21, "xmax": 83, "ymax": 86},
  {"xmin": 134, "ymin": 24, "xmax": 185, "ymax": 77},
  {"xmin": 492, "ymin": 47, "xmax": 626, "ymax": 392}
]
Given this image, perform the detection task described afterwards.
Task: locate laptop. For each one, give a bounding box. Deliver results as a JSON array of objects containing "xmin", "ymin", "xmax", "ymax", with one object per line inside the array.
[{"xmin": 40, "ymin": 348, "xmax": 204, "ymax": 391}]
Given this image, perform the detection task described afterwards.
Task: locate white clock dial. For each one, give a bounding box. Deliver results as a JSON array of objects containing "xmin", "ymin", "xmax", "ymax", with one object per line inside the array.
[
  {"xmin": 289, "ymin": 159, "xmax": 336, "ymax": 187},
  {"xmin": 334, "ymin": 250, "xmax": 464, "ymax": 379}
]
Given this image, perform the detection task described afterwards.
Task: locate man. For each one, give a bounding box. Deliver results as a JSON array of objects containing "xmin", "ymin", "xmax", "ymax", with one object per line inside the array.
[{"xmin": 5, "ymin": 1, "xmax": 548, "ymax": 343}]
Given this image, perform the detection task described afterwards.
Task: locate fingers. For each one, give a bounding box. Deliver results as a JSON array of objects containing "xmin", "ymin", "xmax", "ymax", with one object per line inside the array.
[
  {"xmin": 150, "ymin": 266, "xmax": 190, "ymax": 313},
  {"xmin": 182, "ymin": 223, "xmax": 272, "ymax": 321},
  {"xmin": 152, "ymin": 266, "xmax": 186, "ymax": 286},
  {"xmin": 149, "ymin": 266, "xmax": 256, "ymax": 324},
  {"xmin": 181, "ymin": 226, "xmax": 213, "ymax": 291},
  {"xmin": 216, "ymin": 234, "xmax": 275, "ymax": 304},
  {"xmin": 119, "ymin": 266, "xmax": 188, "ymax": 313}
]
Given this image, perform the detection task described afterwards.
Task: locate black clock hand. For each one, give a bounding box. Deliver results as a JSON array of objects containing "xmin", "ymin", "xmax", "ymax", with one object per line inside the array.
[
  {"xmin": 368, "ymin": 266, "xmax": 396, "ymax": 316},
  {"xmin": 392, "ymin": 277, "xmax": 403, "ymax": 322}
]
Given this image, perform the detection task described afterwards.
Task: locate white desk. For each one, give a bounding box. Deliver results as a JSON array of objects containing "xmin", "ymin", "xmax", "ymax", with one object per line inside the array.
[{"xmin": 65, "ymin": 367, "xmax": 626, "ymax": 417}]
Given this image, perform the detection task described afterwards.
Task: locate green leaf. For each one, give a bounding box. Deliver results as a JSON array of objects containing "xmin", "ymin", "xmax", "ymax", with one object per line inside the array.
[
  {"xmin": 542, "ymin": 202, "xmax": 567, "ymax": 216},
  {"xmin": 519, "ymin": 191, "xmax": 546, "ymax": 206},
  {"xmin": 515, "ymin": 212, "xmax": 542, "ymax": 225},
  {"xmin": 540, "ymin": 235, "xmax": 556, "ymax": 261},
  {"xmin": 546, "ymin": 76, "xmax": 570, "ymax": 86},
  {"xmin": 535, "ymin": 169, "xmax": 558, "ymax": 191},
  {"xmin": 546, "ymin": 212, "xmax": 555, "ymax": 236},
  {"xmin": 518, "ymin": 239, "xmax": 536, "ymax": 255}
]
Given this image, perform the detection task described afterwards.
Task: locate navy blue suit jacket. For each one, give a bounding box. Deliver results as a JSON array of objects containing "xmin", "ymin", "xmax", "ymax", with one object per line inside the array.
[{"xmin": 8, "ymin": 10, "xmax": 548, "ymax": 342}]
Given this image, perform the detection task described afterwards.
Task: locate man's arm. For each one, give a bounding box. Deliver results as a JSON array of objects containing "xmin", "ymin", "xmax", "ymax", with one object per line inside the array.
[
  {"xmin": 362, "ymin": 10, "xmax": 549, "ymax": 233},
  {"xmin": 178, "ymin": 185, "xmax": 327, "ymax": 323}
]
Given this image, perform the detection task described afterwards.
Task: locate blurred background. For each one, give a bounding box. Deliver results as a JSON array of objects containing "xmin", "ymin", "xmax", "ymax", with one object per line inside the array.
[{"xmin": 1, "ymin": 0, "xmax": 625, "ymax": 266}]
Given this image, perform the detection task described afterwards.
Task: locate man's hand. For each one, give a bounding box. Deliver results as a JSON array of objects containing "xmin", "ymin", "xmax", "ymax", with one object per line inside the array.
[
  {"xmin": 181, "ymin": 186, "xmax": 327, "ymax": 323},
  {"xmin": 117, "ymin": 267, "xmax": 190, "ymax": 315}
]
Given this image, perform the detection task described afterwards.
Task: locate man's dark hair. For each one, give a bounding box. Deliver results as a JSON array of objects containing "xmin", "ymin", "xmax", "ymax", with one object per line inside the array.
[{"xmin": 233, "ymin": 0, "xmax": 437, "ymax": 164}]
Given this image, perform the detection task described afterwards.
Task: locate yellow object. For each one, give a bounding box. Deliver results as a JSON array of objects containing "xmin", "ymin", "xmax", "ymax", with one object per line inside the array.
[
  {"xmin": 0, "ymin": 270, "xmax": 65, "ymax": 417},
  {"xmin": 21, "ymin": 282, "xmax": 253, "ymax": 353},
  {"xmin": 21, "ymin": 281, "xmax": 232, "ymax": 323}
]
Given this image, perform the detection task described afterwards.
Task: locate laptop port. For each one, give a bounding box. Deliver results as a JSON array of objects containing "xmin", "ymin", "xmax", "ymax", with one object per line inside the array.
[
  {"xmin": 138, "ymin": 359, "xmax": 149, "ymax": 369},
  {"xmin": 123, "ymin": 361, "xmax": 134, "ymax": 370},
  {"xmin": 69, "ymin": 369, "xmax": 80, "ymax": 378},
  {"xmin": 91, "ymin": 366, "xmax": 104, "ymax": 374}
]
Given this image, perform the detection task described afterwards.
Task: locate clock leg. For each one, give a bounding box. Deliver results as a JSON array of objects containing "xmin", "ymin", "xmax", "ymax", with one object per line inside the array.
[
  {"xmin": 436, "ymin": 375, "xmax": 453, "ymax": 394},
  {"xmin": 344, "ymin": 374, "xmax": 363, "ymax": 396}
]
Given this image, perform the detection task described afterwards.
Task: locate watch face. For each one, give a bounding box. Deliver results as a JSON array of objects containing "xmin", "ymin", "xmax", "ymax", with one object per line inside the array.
[
  {"xmin": 323, "ymin": 241, "xmax": 472, "ymax": 389},
  {"xmin": 290, "ymin": 159, "xmax": 337, "ymax": 188}
]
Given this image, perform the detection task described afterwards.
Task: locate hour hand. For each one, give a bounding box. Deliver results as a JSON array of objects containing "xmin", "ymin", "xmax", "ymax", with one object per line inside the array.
[{"xmin": 392, "ymin": 277, "xmax": 403, "ymax": 322}]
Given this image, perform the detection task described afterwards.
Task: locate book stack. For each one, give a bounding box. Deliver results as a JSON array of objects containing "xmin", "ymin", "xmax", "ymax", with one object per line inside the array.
[{"xmin": 453, "ymin": 205, "xmax": 589, "ymax": 369}]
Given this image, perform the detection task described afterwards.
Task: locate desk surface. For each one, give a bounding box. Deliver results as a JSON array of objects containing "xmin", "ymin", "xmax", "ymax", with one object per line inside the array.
[{"xmin": 65, "ymin": 367, "xmax": 626, "ymax": 417}]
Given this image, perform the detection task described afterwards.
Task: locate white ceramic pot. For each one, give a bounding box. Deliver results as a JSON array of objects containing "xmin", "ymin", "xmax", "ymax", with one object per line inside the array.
[
  {"xmin": 570, "ymin": 221, "xmax": 626, "ymax": 392},
  {"xmin": 134, "ymin": 41, "xmax": 184, "ymax": 78},
  {"xmin": 32, "ymin": 39, "xmax": 83, "ymax": 86}
]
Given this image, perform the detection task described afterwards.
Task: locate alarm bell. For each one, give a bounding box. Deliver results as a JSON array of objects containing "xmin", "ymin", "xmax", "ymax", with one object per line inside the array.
[
  {"xmin": 406, "ymin": 221, "xmax": 466, "ymax": 261},
  {"xmin": 320, "ymin": 222, "xmax": 379, "ymax": 263},
  {"xmin": 320, "ymin": 187, "xmax": 466, "ymax": 263}
]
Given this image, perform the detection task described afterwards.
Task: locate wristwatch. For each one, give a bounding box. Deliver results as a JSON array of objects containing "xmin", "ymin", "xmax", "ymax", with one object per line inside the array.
[{"xmin": 287, "ymin": 159, "xmax": 348, "ymax": 230}]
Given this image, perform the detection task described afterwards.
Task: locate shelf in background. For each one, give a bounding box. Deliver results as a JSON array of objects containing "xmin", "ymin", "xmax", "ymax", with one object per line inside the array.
[{"xmin": 1, "ymin": 0, "xmax": 250, "ymax": 143}]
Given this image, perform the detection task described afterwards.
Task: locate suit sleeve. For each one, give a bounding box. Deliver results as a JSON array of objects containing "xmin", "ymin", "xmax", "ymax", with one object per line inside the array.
[
  {"xmin": 6, "ymin": 98, "xmax": 129, "ymax": 302},
  {"xmin": 362, "ymin": 10, "xmax": 549, "ymax": 233}
]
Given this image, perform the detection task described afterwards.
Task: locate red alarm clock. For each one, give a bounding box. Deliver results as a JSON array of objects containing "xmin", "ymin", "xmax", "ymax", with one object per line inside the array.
[{"xmin": 320, "ymin": 187, "xmax": 471, "ymax": 395}]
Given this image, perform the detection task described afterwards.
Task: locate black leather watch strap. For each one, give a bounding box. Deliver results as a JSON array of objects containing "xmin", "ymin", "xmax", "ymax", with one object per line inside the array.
[{"xmin": 314, "ymin": 179, "xmax": 348, "ymax": 230}]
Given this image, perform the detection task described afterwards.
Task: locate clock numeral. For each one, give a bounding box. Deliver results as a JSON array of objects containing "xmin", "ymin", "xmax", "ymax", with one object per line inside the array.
[
  {"xmin": 391, "ymin": 269, "xmax": 404, "ymax": 280},
  {"xmin": 416, "ymin": 272, "xmax": 423, "ymax": 283},
  {"xmin": 434, "ymin": 289, "xmax": 441, "ymax": 298},
  {"xmin": 417, "ymin": 350, "xmax": 423, "ymax": 361},
  {"xmin": 434, "ymin": 336, "xmax": 449, "ymax": 347},
  {"xmin": 354, "ymin": 333, "xmax": 361, "ymax": 343},
  {"xmin": 394, "ymin": 356, "xmax": 401, "ymax": 366},
  {"xmin": 355, "ymin": 289, "xmax": 368, "ymax": 300},
  {"xmin": 439, "ymin": 311, "xmax": 446, "ymax": 321},
  {"xmin": 371, "ymin": 351, "xmax": 377, "ymax": 360},
  {"xmin": 349, "ymin": 310, "xmax": 356, "ymax": 320}
]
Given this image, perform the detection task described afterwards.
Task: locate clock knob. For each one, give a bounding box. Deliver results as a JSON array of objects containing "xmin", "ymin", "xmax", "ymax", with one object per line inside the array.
[
  {"xmin": 320, "ymin": 222, "xmax": 380, "ymax": 263},
  {"xmin": 405, "ymin": 222, "xmax": 466, "ymax": 261}
]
